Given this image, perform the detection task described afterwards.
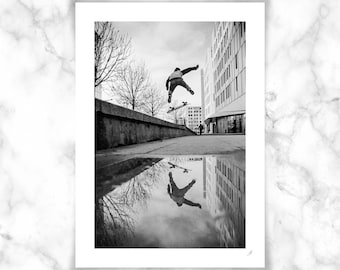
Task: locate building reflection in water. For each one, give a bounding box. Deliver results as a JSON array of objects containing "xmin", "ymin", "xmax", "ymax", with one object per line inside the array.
[
  {"xmin": 95, "ymin": 154, "xmax": 245, "ymax": 248},
  {"xmin": 204, "ymin": 153, "xmax": 245, "ymax": 247}
]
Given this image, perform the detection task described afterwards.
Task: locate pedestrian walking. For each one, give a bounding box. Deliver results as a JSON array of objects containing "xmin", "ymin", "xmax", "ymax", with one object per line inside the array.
[{"xmin": 198, "ymin": 123, "xmax": 204, "ymax": 135}]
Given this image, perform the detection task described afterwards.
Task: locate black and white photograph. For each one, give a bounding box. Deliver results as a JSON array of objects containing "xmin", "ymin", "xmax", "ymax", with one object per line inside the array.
[{"xmin": 95, "ymin": 21, "xmax": 246, "ymax": 248}]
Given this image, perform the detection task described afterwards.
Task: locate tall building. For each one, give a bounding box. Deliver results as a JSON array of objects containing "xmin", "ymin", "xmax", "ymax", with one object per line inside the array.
[
  {"xmin": 200, "ymin": 69, "xmax": 205, "ymax": 131},
  {"xmin": 204, "ymin": 156, "xmax": 245, "ymax": 248},
  {"xmin": 201, "ymin": 22, "xmax": 246, "ymax": 134},
  {"xmin": 185, "ymin": 106, "xmax": 202, "ymax": 134},
  {"xmin": 201, "ymin": 47, "xmax": 215, "ymax": 133}
]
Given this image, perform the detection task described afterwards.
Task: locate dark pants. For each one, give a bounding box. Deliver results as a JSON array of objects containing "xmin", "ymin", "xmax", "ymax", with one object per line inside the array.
[{"xmin": 168, "ymin": 78, "xmax": 192, "ymax": 98}]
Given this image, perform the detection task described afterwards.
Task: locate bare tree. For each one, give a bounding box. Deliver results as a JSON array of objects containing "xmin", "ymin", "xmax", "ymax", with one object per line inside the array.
[
  {"xmin": 142, "ymin": 86, "xmax": 167, "ymax": 117},
  {"xmin": 95, "ymin": 22, "xmax": 131, "ymax": 89},
  {"xmin": 114, "ymin": 62, "xmax": 150, "ymax": 111}
]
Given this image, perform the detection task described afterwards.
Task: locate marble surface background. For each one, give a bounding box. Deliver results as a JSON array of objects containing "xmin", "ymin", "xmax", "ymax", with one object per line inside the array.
[{"xmin": 0, "ymin": 0, "xmax": 339, "ymax": 269}]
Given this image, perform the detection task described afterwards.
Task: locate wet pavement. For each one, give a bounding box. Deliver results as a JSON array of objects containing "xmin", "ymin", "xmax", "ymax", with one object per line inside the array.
[{"xmin": 95, "ymin": 151, "xmax": 245, "ymax": 248}]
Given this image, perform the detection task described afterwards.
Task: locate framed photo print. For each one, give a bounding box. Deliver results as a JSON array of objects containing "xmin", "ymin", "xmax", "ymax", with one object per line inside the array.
[{"xmin": 76, "ymin": 1, "xmax": 265, "ymax": 268}]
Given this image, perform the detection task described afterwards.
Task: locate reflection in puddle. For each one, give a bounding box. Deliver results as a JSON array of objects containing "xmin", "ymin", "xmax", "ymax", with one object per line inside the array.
[{"xmin": 95, "ymin": 153, "xmax": 245, "ymax": 248}]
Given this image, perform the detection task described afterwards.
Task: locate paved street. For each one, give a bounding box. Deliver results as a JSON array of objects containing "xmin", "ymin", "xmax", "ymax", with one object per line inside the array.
[{"xmin": 96, "ymin": 134, "xmax": 245, "ymax": 168}]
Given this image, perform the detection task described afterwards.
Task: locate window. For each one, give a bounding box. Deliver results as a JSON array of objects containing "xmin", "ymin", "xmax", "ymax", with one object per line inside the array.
[
  {"xmin": 235, "ymin": 53, "xmax": 238, "ymax": 69},
  {"xmin": 236, "ymin": 76, "xmax": 238, "ymax": 91}
]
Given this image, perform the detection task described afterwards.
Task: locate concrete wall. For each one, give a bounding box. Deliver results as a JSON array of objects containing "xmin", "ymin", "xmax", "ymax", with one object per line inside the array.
[{"xmin": 95, "ymin": 99, "xmax": 196, "ymax": 150}]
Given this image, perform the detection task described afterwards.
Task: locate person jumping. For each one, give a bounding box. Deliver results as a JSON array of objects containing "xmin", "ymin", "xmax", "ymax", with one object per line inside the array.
[{"xmin": 166, "ymin": 65, "xmax": 199, "ymax": 103}]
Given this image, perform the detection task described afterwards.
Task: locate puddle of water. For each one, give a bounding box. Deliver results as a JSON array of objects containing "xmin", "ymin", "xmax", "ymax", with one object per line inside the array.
[{"xmin": 95, "ymin": 152, "xmax": 245, "ymax": 248}]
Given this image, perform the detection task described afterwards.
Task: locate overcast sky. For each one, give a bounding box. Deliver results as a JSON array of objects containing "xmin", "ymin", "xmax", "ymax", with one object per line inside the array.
[{"xmin": 112, "ymin": 22, "xmax": 214, "ymax": 109}]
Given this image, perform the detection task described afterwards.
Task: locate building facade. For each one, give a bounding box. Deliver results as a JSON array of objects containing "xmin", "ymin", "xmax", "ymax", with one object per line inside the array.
[
  {"xmin": 201, "ymin": 47, "xmax": 216, "ymax": 133},
  {"xmin": 201, "ymin": 22, "xmax": 246, "ymax": 134},
  {"xmin": 185, "ymin": 106, "xmax": 202, "ymax": 134},
  {"xmin": 204, "ymin": 156, "xmax": 245, "ymax": 247},
  {"xmin": 175, "ymin": 117, "xmax": 186, "ymax": 126},
  {"xmin": 200, "ymin": 69, "xmax": 205, "ymax": 132}
]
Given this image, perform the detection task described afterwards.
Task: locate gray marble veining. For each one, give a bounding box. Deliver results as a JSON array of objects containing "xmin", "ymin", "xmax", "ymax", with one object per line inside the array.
[{"xmin": 0, "ymin": 0, "xmax": 339, "ymax": 269}]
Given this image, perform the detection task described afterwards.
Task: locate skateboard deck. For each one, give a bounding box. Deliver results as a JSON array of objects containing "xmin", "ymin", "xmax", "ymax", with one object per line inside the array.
[
  {"xmin": 167, "ymin": 101, "xmax": 188, "ymax": 113},
  {"xmin": 168, "ymin": 162, "xmax": 192, "ymax": 172}
]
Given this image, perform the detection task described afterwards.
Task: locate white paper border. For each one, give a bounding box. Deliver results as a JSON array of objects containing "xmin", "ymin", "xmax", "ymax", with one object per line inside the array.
[{"xmin": 76, "ymin": 2, "xmax": 265, "ymax": 268}]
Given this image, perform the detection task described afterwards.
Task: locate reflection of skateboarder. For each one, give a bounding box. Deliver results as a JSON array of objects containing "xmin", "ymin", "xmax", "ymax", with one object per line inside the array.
[
  {"xmin": 167, "ymin": 172, "xmax": 201, "ymax": 208},
  {"xmin": 166, "ymin": 65, "xmax": 199, "ymax": 103}
]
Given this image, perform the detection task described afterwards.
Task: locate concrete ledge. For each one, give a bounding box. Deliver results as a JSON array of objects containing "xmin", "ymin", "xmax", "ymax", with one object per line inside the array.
[
  {"xmin": 96, "ymin": 99, "xmax": 185, "ymax": 129},
  {"xmin": 95, "ymin": 99, "xmax": 196, "ymax": 150}
]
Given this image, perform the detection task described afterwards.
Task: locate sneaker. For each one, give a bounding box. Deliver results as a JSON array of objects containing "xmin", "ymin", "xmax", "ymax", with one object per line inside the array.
[{"xmin": 189, "ymin": 90, "xmax": 195, "ymax": 95}]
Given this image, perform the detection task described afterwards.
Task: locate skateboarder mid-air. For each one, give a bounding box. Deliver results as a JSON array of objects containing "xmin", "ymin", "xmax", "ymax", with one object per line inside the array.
[{"xmin": 166, "ymin": 65, "xmax": 199, "ymax": 103}]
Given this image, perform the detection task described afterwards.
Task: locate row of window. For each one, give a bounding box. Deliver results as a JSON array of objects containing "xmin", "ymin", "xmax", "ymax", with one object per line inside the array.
[
  {"xmin": 214, "ymin": 34, "xmax": 232, "ymax": 72},
  {"xmin": 214, "ymin": 52, "xmax": 243, "ymax": 96},
  {"xmin": 215, "ymin": 79, "xmax": 234, "ymax": 107},
  {"xmin": 216, "ymin": 159, "xmax": 245, "ymax": 191},
  {"xmin": 214, "ymin": 63, "xmax": 231, "ymax": 92},
  {"xmin": 213, "ymin": 22, "xmax": 234, "ymax": 55},
  {"xmin": 215, "ymin": 69, "xmax": 246, "ymax": 108},
  {"xmin": 214, "ymin": 42, "xmax": 245, "ymax": 92},
  {"xmin": 216, "ymin": 179, "xmax": 243, "ymax": 211},
  {"xmin": 213, "ymin": 22, "xmax": 245, "ymax": 69},
  {"xmin": 213, "ymin": 26, "xmax": 246, "ymax": 94},
  {"xmin": 216, "ymin": 189, "xmax": 244, "ymax": 239}
]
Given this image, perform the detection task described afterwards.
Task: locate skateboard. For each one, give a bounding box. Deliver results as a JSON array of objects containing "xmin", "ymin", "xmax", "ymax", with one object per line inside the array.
[
  {"xmin": 167, "ymin": 101, "xmax": 188, "ymax": 113},
  {"xmin": 168, "ymin": 162, "xmax": 192, "ymax": 173}
]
